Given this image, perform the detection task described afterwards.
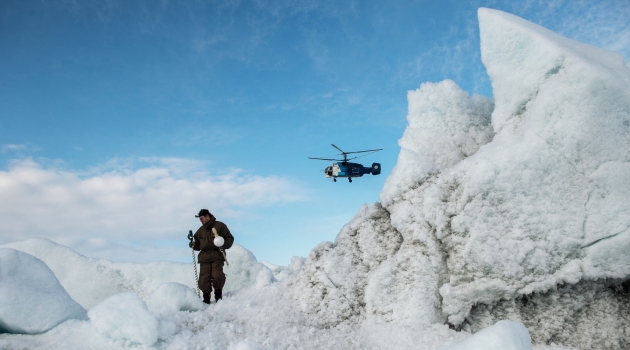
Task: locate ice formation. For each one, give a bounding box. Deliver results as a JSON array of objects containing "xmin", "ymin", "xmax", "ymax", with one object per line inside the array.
[
  {"xmin": 88, "ymin": 292, "xmax": 163, "ymax": 346},
  {"xmin": 440, "ymin": 320, "xmax": 532, "ymax": 350},
  {"xmin": 293, "ymin": 7, "xmax": 630, "ymax": 349},
  {"xmin": 146, "ymin": 282, "xmax": 207, "ymax": 317},
  {"xmin": 0, "ymin": 248, "xmax": 86, "ymax": 334},
  {"xmin": 439, "ymin": 7, "xmax": 630, "ymax": 327},
  {"xmin": 0, "ymin": 238, "xmax": 276, "ymax": 309}
]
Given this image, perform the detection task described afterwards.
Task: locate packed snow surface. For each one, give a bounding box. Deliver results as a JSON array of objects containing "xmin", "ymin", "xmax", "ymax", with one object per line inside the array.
[
  {"xmin": 0, "ymin": 238, "xmax": 275, "ymax": 309},
  {"xmin": 146, "ymin": 282, "xmax": 206, "ymax": 317},
  {"xmin": 0, "ymin": 248, "xmax": 86, "ymax": 334},
  {"xmin": 89, "ymin": 292, "xmax": 164, "ymax": 347},
  {"xmin": 440, "ymin": 320, "xmax": 532, "ymax": 350},
  {"xmin": 1, "ymin": 7, "xmax": 629, "ymax": 350}
]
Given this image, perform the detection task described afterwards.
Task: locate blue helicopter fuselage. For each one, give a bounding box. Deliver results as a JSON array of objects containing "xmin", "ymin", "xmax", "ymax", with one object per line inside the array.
[{"xmin": 324, "ymin": 162, "xmax": 381, "ymax": 179}]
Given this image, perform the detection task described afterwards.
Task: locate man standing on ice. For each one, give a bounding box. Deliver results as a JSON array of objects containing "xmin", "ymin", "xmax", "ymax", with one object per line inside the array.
[{"xmin": 189, "ymin": 209, "xmax": 234, "ymax": 304}]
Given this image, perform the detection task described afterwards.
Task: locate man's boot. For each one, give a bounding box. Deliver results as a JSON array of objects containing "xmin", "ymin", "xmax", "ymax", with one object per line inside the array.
[
  {"xmin": 203, "ymin": 292, "xmax": 211, "ymax": 304},
  {"xmin": 214, "ymin": 289, "xmax": 222, "ymax": 302}
]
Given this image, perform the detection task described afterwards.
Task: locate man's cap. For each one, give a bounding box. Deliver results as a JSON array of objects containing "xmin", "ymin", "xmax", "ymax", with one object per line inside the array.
[{"xmin": 195, "ymin": 209, "xmax": 211, "ymax": 218}]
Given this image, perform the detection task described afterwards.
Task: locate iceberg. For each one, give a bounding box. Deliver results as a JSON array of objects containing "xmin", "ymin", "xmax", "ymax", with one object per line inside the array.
[
  {"xmin": 0, "ymin": 248, "xmax": 86, "ymax": 334},
  {"xmin": 438, "ymin": 6, "xmax": 630, "ymax": 324},
  {"xmin": 293, "ymin": 7, "xmax": 630, "ymax": 349}
]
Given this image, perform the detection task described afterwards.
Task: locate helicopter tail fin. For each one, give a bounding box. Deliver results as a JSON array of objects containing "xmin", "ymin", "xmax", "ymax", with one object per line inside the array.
[{"xmin": 371, "ymin": 163, "xmax": 381, "ymax": 175}]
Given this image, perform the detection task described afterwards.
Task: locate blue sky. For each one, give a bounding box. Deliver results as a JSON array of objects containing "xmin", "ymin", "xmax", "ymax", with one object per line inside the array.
[{"xmin": 1, "ymin": 0, "xmax": 628, "ymax": 265}]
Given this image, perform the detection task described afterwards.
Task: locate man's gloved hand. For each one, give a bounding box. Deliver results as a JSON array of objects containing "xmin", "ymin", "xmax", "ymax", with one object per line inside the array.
[{"xmin": 189, "ymin": 241, "xmax": 195, "ymax": 248}]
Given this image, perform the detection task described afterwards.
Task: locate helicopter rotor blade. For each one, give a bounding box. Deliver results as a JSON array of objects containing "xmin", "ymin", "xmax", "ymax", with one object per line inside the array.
[
  {"xmin": 345, "ymin": 155, "xmax": 364, "ymax": 161},
  {"xmin": 331, "ymin": 144, "xmax": 345, "ymax": 154},
  {"xmin": 312, "ymin": 146, "xmax": 381, "ymax": 163},
  {"xmin": 345, "ymin": 150, "xmax": 384, "ymax": 162},
  {"xmin": 308, "ymin": 157, "xmax": 343, "ymax": 161},
  {"xmin": 344, "ymin": 148, "xmax": 383, "ymax": 154}
]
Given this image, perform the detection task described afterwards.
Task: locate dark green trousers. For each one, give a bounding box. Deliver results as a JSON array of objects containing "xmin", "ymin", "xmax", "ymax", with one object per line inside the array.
[{"xmin": 198, "ymin": 261, "xmax": 225, "ymax": 301}]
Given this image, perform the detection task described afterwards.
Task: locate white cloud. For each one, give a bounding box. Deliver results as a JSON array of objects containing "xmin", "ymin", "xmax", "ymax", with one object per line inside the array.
[
  {"xmin": 1, "ymin": 144, "xmax": 33, "ymax": 153},
  {"xmin": 0, "ymin": 157, "xmax": 306, "ymax": 260}
]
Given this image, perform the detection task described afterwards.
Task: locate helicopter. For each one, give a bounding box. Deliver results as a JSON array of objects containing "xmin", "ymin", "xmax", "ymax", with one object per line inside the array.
[{"xmin": 309, "ymin": 144, "xmax": 382, "ymax": 182}]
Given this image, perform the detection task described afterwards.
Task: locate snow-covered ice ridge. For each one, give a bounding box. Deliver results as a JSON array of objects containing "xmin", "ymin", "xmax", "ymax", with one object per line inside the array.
[
  {"xmin": 0, "ymin": 238, "xmax": 279, "ymax": 310},
  {"xmin": 293, "ymin": 7, "xmax": 630, "ymax": 349},
  {"xmin": 0, "ymin": 7, "xmax": 628, "ymax": 350}
]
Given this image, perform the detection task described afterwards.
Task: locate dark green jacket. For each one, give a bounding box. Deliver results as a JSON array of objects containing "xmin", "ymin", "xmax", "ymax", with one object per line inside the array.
[{"xmin": 192, "ymin": 214, "xmax": 234, "ymax": 263}]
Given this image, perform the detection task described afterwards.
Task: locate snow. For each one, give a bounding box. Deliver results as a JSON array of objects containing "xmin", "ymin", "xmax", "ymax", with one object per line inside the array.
[
  {"xmin": 381, "ymin": 79, "xmax": 494, "ymax": 206},
  {"xmin": 437, "ymin": 7, "xmax": 630, "ymax": 326},
  {"xmin": 224, "ymin": 243, "xmax": 277, "ymax": 289},
  {"xmin": 1, "ymin": 7, "xmax": 629, "ymax": 350},
  {"xmin": 88, "ymin": 292, "xmax": 163, "ymax": 347},
  {"xmin": 261, "ymin": 256, "xmax": 305, "ymax": 281},
  {"xmin": 146, "ymin": 282, "xmax": 206, "ymax": 317},
  {"xmin": 285, "ymin": 6, "xmax": 629, "ymax": 349},
  {"xmin": 0, "ymin": 248, "xmax": 86, "ymax": 334},
  {"xmin": 378, "ymin": 7, "xmax": 630, "ymax": 332},
  {"xmin": 440, "ymin": 320, "xmax": 532, "ymax": 350},
  {"xmin": 0, "ymin": 238, "xmax": 275, "ymax": 308}
]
